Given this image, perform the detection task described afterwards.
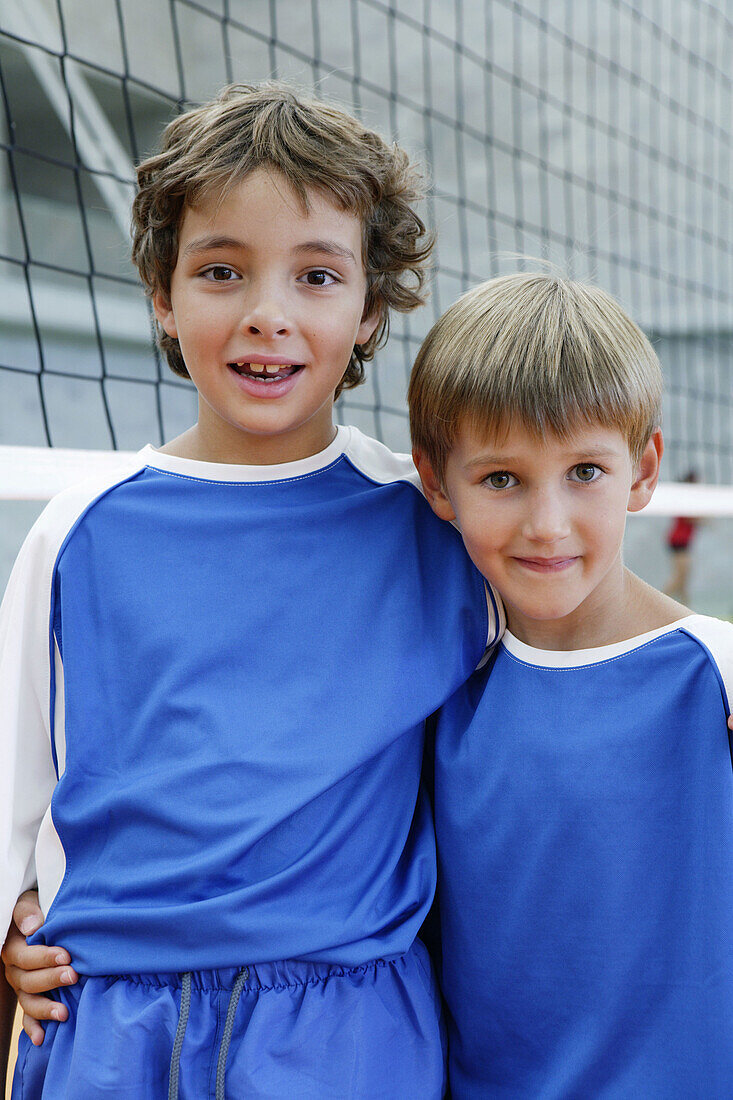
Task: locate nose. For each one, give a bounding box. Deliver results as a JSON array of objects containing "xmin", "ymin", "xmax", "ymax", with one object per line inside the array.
[
  {"xmin": 242, "ymin": 282, "xmax": 290, "ymax": 339},
  {"xmin": 522, "ymin": 488, "xmax": 571, "ymax": 543}
]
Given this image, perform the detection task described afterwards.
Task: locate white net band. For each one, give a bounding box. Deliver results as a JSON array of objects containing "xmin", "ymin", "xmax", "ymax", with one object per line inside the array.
[
  {"xmin": 2, "ymin": 443, "xmax": 732, "ymax": 515},
  {"xmin": 0, "ymin": 444, "xmax": 136, "ymax": 501}
]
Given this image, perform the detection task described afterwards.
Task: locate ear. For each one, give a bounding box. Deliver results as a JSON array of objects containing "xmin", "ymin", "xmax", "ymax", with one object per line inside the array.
[
  {"xmin": 413, "ymin": 450, "xmax": 457, "ymax": 522},
  {"xmin": 355, "ymin": 306, "xmax": 380, "ymax": 348},
  {"xmin": 627, "ymin": 427, "xmax": 664, "ymax": 513},
  {"xmin": 152, "ymin": 289, "xmax": 178, "ymax": 340}
]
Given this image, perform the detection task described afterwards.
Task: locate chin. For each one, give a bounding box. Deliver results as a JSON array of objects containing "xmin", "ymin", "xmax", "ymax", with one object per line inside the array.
[{"xmin": 516, "ymin": 599, "xmax": 583, "ymax": 624}]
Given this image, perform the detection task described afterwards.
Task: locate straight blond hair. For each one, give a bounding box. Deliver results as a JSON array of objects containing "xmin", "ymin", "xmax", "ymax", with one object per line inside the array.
[{"xmin": 408, "ymin": 273, "xmax": 663, "ymax": 477}]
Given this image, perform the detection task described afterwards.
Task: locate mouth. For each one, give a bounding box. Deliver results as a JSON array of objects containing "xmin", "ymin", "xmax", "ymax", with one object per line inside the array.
[
  {"xmin": 229, "ymin": 361, "xmax": 304, "ymax": 383},
  {"xmin": 514, "ymin": 556, "xmax": 579, "ymax": 573},
  {"xmin": 225, "ymin": 360, "xmax": 299, "ymax": 382}
]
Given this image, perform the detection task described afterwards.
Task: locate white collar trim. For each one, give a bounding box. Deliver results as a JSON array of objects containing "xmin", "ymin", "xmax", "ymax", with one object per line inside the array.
[
  {"xmin": 138, "ymin": 425, "xmax": 351, "ymax": 483},
  {"xmin": 502, "ymin": 615, "xmax": 701, "ymax": 668}
]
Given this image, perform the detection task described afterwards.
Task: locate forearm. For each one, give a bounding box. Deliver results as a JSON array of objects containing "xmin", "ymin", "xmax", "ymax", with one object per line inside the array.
[{"xmin": 0, "ymin": 966, "xmax": 16, "ymax": 1080}]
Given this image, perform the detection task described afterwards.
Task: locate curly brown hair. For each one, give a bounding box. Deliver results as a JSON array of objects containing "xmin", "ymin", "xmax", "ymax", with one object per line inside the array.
[{"xmin": 131, "ymin": 82, "xmax": 433, "ymax": 396}]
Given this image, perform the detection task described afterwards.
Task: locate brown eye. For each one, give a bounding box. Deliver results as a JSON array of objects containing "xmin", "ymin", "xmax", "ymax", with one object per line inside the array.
[
  {"xmin": 301, "ymin": 270, "xmax": 336, "ymax": 286},
  {"xmin": 207, "ymin": 266, "xmax": 235, "ymax": 281}
]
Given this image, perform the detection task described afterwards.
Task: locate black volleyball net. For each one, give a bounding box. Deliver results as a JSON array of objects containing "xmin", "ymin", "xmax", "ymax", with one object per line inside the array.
[{"xmin": 1, "ymin": 0, "xmax": 732, "ymax": 497}]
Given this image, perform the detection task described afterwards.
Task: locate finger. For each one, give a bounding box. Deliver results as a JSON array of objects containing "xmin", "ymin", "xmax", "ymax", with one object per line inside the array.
[
  {"xmin": 22, "ymin": 1012, "xmax": 47, "ymax": 1047},
  {"xmin": 2, "ymin": 937, "xmax": 71, "ymax": 970},
  {"xmin": 17, "ymin": 990, "xmax": 68, "ymax": 1023},
  {"xmin": 5, "ymin": 963, "xmax": 77, "ymax": 995},
  {"xmin": 12, "ymin": 891, "xmax": 44, "ymax": 937}
]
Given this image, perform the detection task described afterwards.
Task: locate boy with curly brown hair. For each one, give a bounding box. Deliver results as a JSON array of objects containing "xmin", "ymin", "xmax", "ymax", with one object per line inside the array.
[{"xmin": 0, "ymin": 83, "xmax": 499, "ymax": 1098}]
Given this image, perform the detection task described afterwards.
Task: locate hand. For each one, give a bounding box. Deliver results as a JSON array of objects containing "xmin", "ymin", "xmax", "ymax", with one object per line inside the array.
[
  {"xmin": 729, "ymin": 714, "xmax": 733, "ymax": 734},
  {"xmin": 1, "ymin": 891, "xmax": 77, "ymax": 1047}
]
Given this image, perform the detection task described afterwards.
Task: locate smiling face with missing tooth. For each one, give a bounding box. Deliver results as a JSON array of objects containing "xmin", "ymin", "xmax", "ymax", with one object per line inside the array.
[{"xmin": 153, "ymin": 167, "xmax": 378, "ymax": 465}]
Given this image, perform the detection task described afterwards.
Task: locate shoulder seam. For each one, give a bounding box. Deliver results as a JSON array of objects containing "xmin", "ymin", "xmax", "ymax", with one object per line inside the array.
[
  {"xmin": 679, "ymin": 624, "xmax": 733, "ymax": 717},
  {"xmin": 339, "ymin": 426, "xmax": 422, "ymax": 492},
  {"xmin": 341, "ymin": 453, "xmax": 423, "ymax": 491}
]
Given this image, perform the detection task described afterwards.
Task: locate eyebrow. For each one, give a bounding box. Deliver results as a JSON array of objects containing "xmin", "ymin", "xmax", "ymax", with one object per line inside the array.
[
  {"xmin": 464, "ymin": 447, "xmax": 622, "ymax": 469},
  {"xmin": 292, "ymin": 239, "xmax": 357, "ymax": 264},
  {"xmin": 182, "ymin": 235, "xmax": 357, "ymax": 264},
  {"xmin": 464, "ymin": 454, "xmax": 519, "ymax": 469},
  {"xmin": 182, "ymin": 235, "xmax": 244, "ymax": 257},
  {"xmin": 570, "ymin": 448, "xmax": 621, "ymax": 459}
]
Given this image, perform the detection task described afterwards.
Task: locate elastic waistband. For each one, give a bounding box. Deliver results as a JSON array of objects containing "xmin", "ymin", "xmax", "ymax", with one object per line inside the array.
[{"xmin": 98, "ymin": 952, "xmax": 412, "ymax": 993}]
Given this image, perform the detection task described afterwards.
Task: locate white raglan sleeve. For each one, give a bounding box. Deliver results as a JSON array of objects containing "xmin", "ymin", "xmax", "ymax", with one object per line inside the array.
[
  {"xmin": 0, "ymin": 514, "xmax": 60, "ymax": 941},
  {"xmin": 0, "ymin": 456, "xmax": 147, "ymax": 940},
  {"xmin": 684, "ymin": 615, "xmax": 733, "ymax": 718}
]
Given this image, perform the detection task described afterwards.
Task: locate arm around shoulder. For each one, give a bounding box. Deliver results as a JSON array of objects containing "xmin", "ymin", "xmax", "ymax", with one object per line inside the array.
[{"xmin": 0, "ymin": 968, "xmax": 16, "ymax": 1082}]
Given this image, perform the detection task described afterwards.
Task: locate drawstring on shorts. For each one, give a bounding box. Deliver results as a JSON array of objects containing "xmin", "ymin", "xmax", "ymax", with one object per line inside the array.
[
  {"xmin": 168, "ymin": 971, "xmax": 192, "ymax": 1100},
  {"xmin": 167, "ymin": 967, "xmax": 249, "ymax": 1100},
  {"xmin": 215, "ymin": 967, "xmax": 250, "ymax": 1099}
]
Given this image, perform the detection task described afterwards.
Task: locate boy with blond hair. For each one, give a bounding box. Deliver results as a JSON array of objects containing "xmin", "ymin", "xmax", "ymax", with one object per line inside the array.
[
  {"xmin": 410, "ymin": 273, "xmax": 733, "ymax": 1097},
  {"xmin": 0, "ymin": 83, "xmax": 501, "ymax": 1098}
]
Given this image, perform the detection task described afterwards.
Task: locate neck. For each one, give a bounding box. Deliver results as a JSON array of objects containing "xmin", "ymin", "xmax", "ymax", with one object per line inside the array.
[
  {"xmin": 158, "ymin": 416, "xmax": 339, "ymax": 467},
  {"xmin": 505, "ymin": 567, "xmax": 690, "ymax": 651}
]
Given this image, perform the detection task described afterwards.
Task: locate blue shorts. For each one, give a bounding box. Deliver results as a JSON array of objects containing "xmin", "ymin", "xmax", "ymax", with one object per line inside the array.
[{"xmin": 12, "ymin": 941, "xmax": 445, "ymax": 1099}]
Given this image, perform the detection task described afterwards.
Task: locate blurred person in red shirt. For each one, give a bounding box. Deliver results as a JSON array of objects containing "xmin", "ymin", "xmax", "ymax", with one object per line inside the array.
[{"xmin": 664, "ymin": 472, "xmax": 701, "ymax": 604}]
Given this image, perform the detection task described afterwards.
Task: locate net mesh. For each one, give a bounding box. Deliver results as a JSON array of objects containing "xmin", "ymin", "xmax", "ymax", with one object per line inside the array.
[{"xmin": 1, "ymin": 0, "xmax": 732, "ymax": 482}]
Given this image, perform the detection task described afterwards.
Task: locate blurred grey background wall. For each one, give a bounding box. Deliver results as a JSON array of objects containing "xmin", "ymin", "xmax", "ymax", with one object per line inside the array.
[{"xmin": 1, "ymin": 0, "xmax": 731, "ymax": 610}]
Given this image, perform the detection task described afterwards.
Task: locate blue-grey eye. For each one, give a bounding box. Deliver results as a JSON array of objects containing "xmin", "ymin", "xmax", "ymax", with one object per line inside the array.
[{"xmin": 574, "ymin": 464, "xmax": 597, "ymax": 482}]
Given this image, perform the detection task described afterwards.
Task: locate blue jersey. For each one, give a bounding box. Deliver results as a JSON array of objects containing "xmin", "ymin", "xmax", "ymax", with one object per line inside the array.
[
  {"xmin": 435, "ymin": 616, "xmax": 733, "ymax": 1099},
  {"xmin": 0, "ymin": 426, "xmax": 499, "ymax": 976}
]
